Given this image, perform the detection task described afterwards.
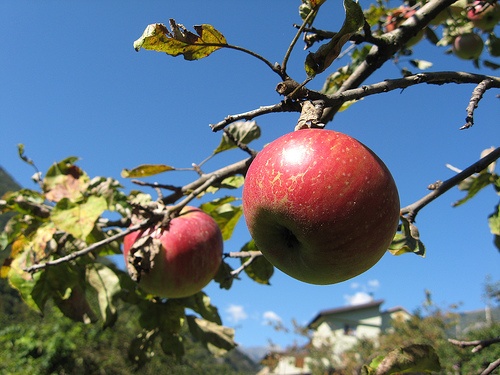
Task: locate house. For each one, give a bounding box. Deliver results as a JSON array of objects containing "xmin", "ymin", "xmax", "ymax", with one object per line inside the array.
[{"xmin": 257, "ymin": 299, "xmax": 411, "ymax": 375}]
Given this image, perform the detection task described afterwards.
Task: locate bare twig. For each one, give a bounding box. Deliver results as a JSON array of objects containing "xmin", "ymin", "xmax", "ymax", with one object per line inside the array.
[
  {"xmin": 400, "ymin": 146, "xmax": 500, "ymax": 223},
  {"xmin": 481, "ymin": 357, "xmax": 500, "ymax": 375},
  {"xmin": 321, "ymin": 0, "xmax": 460, "ymax": 123},
  {"xmin": 223, "ymin": 44, "xmax": 285, "ymax": 79},
  {"xmin": 282, "ymin": 8, "xmax": 318, "ymax": 75},
  {"xmin": 461, "ymin": 78, "xmax": 496, "ymax": 129},
  {"xmin": 23, "ymin": 218, "xmax": 155, "ymax": 273},
  {"xmin": 448, "ymin": 337, "xmax": 500, "ymax": 353},
  {"xmin": 210, "ymin": 101, "xmax": 301, "ymax": 132},
  {"xmin": 227, "ymin": 250, "xmax": 263, "ymax": 278},
  {"xmin": 322, "ymin": 71, "xmax": 500, "ymax": 110},
  {"xmin": 212, "ymin": 71, "xmax": 500, "ymax": 132}
]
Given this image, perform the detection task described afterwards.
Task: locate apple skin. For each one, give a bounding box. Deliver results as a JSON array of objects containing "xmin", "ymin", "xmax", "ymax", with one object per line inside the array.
[
  {"xmin": 385, "ymin": 6, "xmax": 425, "ymax": 47},
  {"xmin": 123, "ymin": 206, "xmax": 223, "ymax": 298},
  {"xmin": 453, "ymin": 32, "xmax": 484, "ymax": 59},
  {"xmin": 467, "ymin": 0, "xmax": 500, "ymax": 31},
  {"xmin": 242, "ymin": 129, "xmax": 400, "ymax": 285}
]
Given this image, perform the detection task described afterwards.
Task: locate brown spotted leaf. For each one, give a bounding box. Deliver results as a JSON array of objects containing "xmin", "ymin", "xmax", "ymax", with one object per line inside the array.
[{"xmin": 134, "ymin": 19, "xmax": 227, "ymax": 60}]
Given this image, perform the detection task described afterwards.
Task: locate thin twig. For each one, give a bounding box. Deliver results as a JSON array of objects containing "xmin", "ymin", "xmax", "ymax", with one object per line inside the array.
[
  {"xmin": 401, "ymin": 146, "xmax": 500, "ymax": 223},
  {"xmin": 211, "ymin": 71, "xmax": 500, "ymax": 132},
  {"xmin": 320, "ymin": 0, "xmax": 460, "ymax": 123},
  {"xmin": 461, "ymin": 78, "xmax": 496, "ymax": 129},
  {"xmin": 210, "ymin": 101, "xmax": 302, "ymax": 132},
  {"xmin": 23, "ymin": 218, "xmax": 155, "ymax": 273},
  {"xmin": 227, "ymin": 250, "xmax": 263, "ymax": 278},
  {"xmin": 282, "ymin": 9, "xmax": 318, "ymax": 74},
  {"xmin": 448, "ymin": 337, "xmax": 500, "ymax": 353},
  {"xmin": 224, "ymin": 44, "xmax": 285, "ymax": 79},
  {"xmin": 481, "ymin": 357, "xmax": 500, "ymax": 375}
]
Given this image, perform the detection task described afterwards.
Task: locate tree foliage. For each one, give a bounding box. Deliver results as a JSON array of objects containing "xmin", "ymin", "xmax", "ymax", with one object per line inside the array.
[{"xmin": 1, "ymin": 0, "xmax": 500, "ymax": 372}]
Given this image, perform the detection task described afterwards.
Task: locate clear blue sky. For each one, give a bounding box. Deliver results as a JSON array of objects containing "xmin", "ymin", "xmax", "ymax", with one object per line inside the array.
[{"xmin": 1, "ymin": 2, "xmax": 499, "ymax": 349}]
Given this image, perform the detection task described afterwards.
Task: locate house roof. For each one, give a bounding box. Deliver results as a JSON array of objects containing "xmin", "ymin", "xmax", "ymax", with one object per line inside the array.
[{"xmin": 307, "ymin": 299, "xmax": 385, "ymax": 328}]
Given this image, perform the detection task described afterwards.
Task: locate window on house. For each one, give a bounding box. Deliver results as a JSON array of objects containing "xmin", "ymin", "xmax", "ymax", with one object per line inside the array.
[{"xmin": 344, "ymin": 324, "xmax": 356, "ymax": 336}]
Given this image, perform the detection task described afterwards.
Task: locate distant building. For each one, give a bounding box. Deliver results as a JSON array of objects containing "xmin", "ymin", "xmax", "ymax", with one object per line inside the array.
[{"xmin": 257, "ymin": 299, "xmax": 411, "ymax": 375}]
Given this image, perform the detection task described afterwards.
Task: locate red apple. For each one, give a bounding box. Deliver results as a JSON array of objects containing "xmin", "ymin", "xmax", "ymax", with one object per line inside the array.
[
  {"xmin": 453, "ymin": 32, "xmax": 484, "ymax": 59},
  {"xmin": 123, "ymin": 206, "xmax": 223, "ymax": 298},
  {"xmin": 242, "ymin": 129, "xmax": 400, "ymax": 285},
  {"xmin": 385, "ymin": 6, "xmax": 425, "ymax": 47},
  {"xmin": 467, "ymin": 0, "xmax": 500, "ymax": 31}
]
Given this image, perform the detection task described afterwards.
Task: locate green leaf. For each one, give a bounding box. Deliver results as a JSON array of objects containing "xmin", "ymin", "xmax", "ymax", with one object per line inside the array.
[
  {"xmin": 488, "ymin": 203, "xmax": 500, "ymax": 236},
  {"xmin": 7, "ymin": 253, "xmax": 43, "ymax": 312},
  {"xmin": 200, "ymin": 197, "xmax": 243, "ymax": 240},
  {"xmin": 205, "ymin": 175, "xmax": 245, "ymax": 194},
  {"xmin": 388, "ymin": 217, "xmax": 426, "ymax": 257},
  {"xmin": 305, "ymin": 0, "xmax": 364, "ymax": 77},
  {"xmin": 121, "ymin": 164, "xmax": 175, "ymax": 178},
  {"xmin": 128, "ymin": 329, "xmax": 158, "ymax": 367},
  {"xmin": 160, "ymin": 331, "xmax": 185, "ymax": 358},
  {"xmin": 240, "ymin": 240, "xmax": 273, "ymax": 285},
  {"xmin": 17, "ymin": 143, "xmax": 35, "ymax": 167},
  {"xmin": 374, "ymin": 344, "xmax": 441, "ymax": 374},
  {"xmin": 181, "ymin": 291, "xmax": 222, "ymax": 325},
  {"xmin": 409, "ymin": 59, "xmax": 433, "ymax": 70},
  {"xmin": 53, "ymin": 282, "xmax": 98, "ymax": 324},
  {"xmin": 2, "ymin": 189, "xmax": 48, "ymax": 218},
  {"xmin": 87, "ymin": 263, "xmax": 121, "ymax": 328},
  {"xmin": 186, "ymin": 315, "xmax": 236, "ymax": 357},
  {"xmin": 134, "ymin": 19, "xmax": 227, "ymax": 60},
  {"xmin": 213, "ymin": 121, "xmax": 261, "ymax": 154},
  {"xmin": 454, "ymin": 172, "xmax": 493, "ymax": 206},
  {"xmin": 51, "ymin": 196, "xmax": 107, "ymax": 240},
  {"xmin": 213, "ymin": 261, "xmax": 234, "ymax": 290}
]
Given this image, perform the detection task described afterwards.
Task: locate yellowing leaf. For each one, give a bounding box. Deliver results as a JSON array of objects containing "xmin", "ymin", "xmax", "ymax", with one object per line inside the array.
[
  {"xmin": 305, "ymin": 0, "xmax": 364, "ymax": 77},
  {"xmin": 134, "ymin": 19, "xmax": 227, "ymax": 61},
  {"xmin": 51, "ymin": 196, "xmax": 107, "ymax": 240},
  {"xmin": 388, "ymin": 217, "xmax": 426, "ymax": 257},
  {"xmin": 121, "ymin": 164, "xmax": 175, "ymax": 178}
]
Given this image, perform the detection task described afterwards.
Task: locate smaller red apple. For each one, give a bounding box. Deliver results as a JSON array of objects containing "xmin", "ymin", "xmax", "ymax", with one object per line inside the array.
[
  {"xmin": 385, "ymin": 6, "xmax": 425, "ymax": 47},
  {"xmin": 123, "ymin": 206, "xmax": 223, "ymax": 298},
  {"xmin": 453, "ymin": 32, "xmax": 484, "ymax": 59}
]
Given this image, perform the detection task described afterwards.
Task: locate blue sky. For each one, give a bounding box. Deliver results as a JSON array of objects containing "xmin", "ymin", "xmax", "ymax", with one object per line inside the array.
[{"xmin": 1, "ymin": 2, "xmax": 499, "ymax": 349}]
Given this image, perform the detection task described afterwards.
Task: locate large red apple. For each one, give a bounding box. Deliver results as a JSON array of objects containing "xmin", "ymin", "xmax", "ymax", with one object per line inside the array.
[
  {"xmin": 123, "ymin": 206, "xmax": 223, "ymax": 298},
  {"xmin": 242, "ymin": 129, "xmax": 400, "ymax": 285}
]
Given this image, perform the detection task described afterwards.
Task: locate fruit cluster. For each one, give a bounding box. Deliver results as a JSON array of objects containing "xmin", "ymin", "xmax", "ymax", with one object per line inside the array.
[{"xmin": 383, "ymin": 0, "xmax": 500, "ymax": 60}]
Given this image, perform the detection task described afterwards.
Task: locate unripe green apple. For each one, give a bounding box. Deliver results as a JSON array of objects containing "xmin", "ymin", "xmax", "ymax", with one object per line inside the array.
[
  {"xmin": 123, "ymin": 206, "xmax": 223, "ymax": 298},
  {"xmin": 453, "ymin": 32, "xmax": 484, "ymax": 59},
  {"xmin": 242, "ymin": 129, "xmax": 400, "ymax": 285}
]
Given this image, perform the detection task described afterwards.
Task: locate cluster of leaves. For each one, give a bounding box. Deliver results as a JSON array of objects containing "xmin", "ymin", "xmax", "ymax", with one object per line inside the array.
[
  {"xmin": 0, "ymin": 148, "xmax": 244, "ymax": 365},
  {"xmin": 1, "ymin": 0, "xmax": 500, "ymax": 370},
  {"xmin": 453, "ymin": 147, "xmax": 500, "ymax": 251}
]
